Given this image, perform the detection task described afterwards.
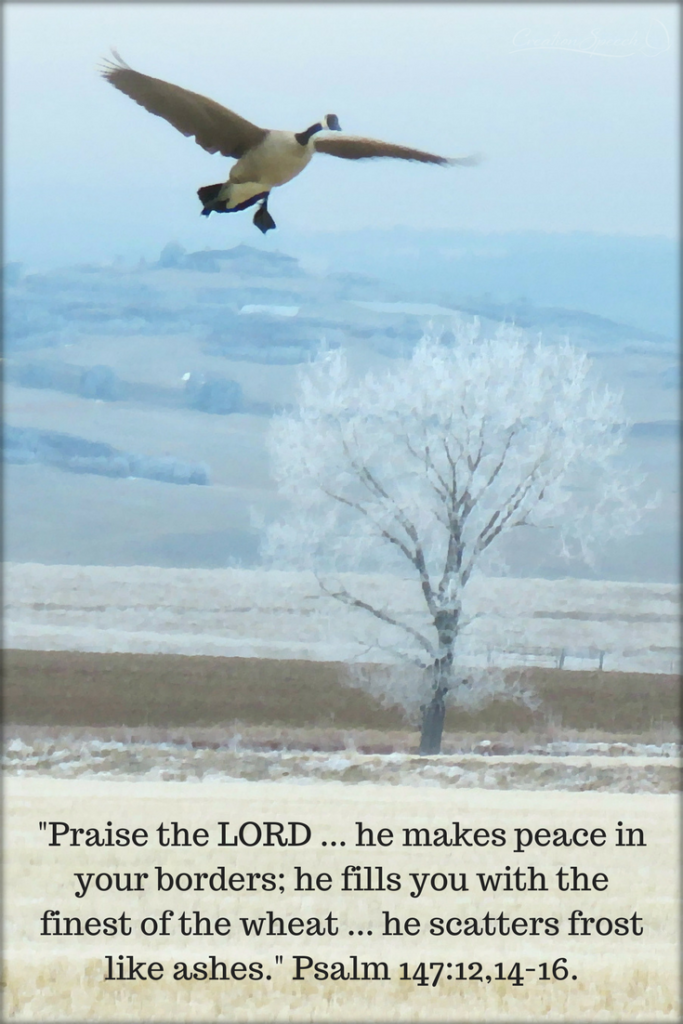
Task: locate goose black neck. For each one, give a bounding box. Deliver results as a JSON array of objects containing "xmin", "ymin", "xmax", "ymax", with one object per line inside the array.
[{"xmin": 295, "ymin": 122, "xmax": 323, "ymax": 146}]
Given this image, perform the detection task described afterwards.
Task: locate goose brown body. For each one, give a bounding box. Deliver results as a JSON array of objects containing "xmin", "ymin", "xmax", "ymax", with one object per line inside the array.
[{"xmin": 100, "ymin": 52, "xmax": 480, "ymax": 231}]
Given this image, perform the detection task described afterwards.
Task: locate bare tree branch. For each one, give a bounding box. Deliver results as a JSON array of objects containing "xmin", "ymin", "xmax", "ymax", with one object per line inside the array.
[
  {"xmin": 322, "ymin": 487, "xmax": 416, "ymax": 565},
  {"xmin": 318, "ymin": 577, "xmax": 436, "ymax": 657},
  {"xmin": 405, "ymin": 436, "xmax": 449, "ymax": 503}
]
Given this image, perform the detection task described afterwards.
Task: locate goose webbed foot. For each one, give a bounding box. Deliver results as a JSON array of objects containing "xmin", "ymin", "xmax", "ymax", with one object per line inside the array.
[{"xmin": 253, "ymin": 199, "xmax": 276, "ymax": 234}]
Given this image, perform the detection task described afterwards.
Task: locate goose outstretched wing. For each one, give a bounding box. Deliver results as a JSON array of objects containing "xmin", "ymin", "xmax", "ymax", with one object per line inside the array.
[
  {"xmin": 314, "ymin": 135, "xmax": 481, "ymax": 166},
  {"xmin": 100, "ymin": 52, "xmax": 268, "ymax": 158}
]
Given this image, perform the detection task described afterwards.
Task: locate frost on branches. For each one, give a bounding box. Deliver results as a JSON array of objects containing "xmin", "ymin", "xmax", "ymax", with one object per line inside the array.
[{"xmin": 266, "ymin": 321, "xmax": 647, "ymax": 754}]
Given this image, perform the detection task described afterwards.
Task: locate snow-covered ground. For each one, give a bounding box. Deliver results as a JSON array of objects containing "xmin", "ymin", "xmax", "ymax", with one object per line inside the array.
[
  {"xmin": 4, "ymin": 563, "xmax": 679, "ymax": 673},
  {"xmin": 2, "ymin": 733, "xmax": 679, "ymax": 793}
]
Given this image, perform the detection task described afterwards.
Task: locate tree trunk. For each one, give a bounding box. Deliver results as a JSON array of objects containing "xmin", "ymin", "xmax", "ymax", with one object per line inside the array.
[
  {"xmin": 419, "ymin": 690, "xmax": 446, "ymax": 755},
  {"xmin": 419, "ymin": 654, "xmax": 451, "ymax": 755}
]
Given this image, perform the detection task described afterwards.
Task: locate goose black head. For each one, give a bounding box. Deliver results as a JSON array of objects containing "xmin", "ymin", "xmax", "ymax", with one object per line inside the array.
[{"xmin": 295, "ymin": 114, "xmax": 342, "ymax": 146}]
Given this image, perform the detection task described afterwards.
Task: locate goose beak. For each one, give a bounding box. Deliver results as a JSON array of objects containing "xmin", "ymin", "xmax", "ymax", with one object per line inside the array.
[{"xmin": 325, "ymin": 113, "xmax": 342, "ymax": 131}]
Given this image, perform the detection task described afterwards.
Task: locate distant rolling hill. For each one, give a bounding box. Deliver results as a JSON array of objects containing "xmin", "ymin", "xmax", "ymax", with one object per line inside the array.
[{"xmin": 2, "ymin": 241, "xmax": 678, "ymax": 579}]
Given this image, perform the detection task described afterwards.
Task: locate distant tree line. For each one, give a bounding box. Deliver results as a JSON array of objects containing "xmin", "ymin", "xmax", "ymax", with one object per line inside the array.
[
  {"xmin": 6, "ymin": 361, "xmax": 245, "ymax": 414},
  {"xmin": 4, "ymin": 426, "xmax": 210, "ymax": 486}
]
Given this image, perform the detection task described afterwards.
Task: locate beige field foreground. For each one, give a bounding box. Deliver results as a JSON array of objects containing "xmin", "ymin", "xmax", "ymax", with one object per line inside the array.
[{"xmin": 5, "ymin": 777, "xmax": 679, "ymax": 1021}]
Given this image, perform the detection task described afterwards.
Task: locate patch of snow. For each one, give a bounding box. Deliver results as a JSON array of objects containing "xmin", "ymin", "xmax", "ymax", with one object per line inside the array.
[{"xmin": 6, "ymin": 738, "xmax": 29, "ymax": 753}]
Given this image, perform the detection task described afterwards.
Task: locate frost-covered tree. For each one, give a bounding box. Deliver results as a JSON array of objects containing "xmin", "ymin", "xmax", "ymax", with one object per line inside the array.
[{"xmin": 266, "ymin": 321, "xmax": 646, "ymax": 754}]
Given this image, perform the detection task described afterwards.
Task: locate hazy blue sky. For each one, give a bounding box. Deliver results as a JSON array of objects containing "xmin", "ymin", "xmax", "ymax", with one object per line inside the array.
[{"xmin": 5, "ymin": 2, "xmax": 679, "ymax": 268}]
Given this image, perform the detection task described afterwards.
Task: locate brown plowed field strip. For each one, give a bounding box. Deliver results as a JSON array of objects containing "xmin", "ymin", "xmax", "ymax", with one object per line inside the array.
[{"xmin": 4, "ymin": 649, "xmax": 680, "ymax": 732}]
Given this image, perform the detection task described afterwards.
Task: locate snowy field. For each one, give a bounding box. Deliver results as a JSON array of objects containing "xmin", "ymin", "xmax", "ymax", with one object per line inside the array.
[
  {"xmin": 4, "ymin": 732, "xmax": 679, "ymax": 793},
  {"xmin": 4, "ymin": 563, "xmax": 679, "ymax": 674}
]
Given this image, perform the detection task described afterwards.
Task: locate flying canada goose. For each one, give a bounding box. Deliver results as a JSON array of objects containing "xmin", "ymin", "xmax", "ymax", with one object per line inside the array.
[{"xmin": 101, "ymin": 52, "xmax": 480, "ymax": 234}]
